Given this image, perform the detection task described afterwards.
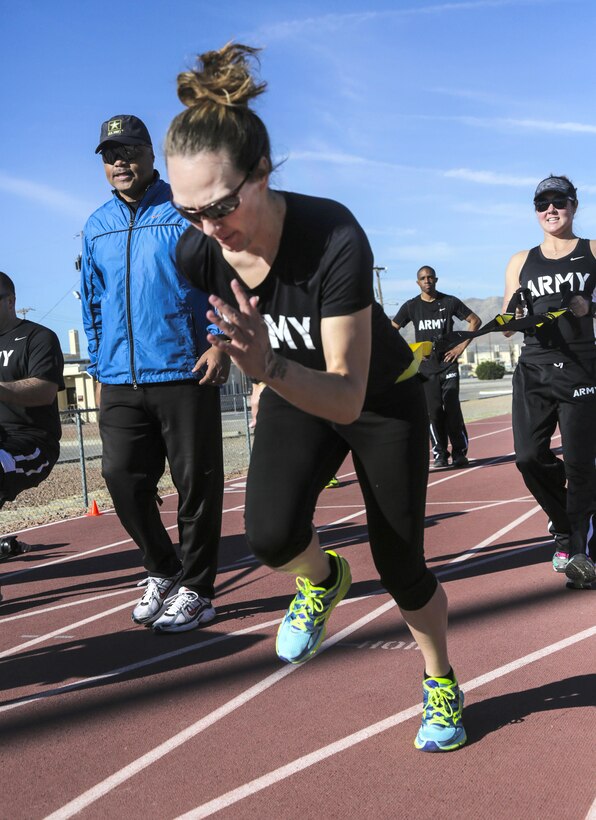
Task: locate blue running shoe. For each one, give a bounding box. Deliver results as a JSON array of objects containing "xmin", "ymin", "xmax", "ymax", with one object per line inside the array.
[
  {"xmin": 414, "ymin": 675, "xmax": 466, "ymax": 752},
  {"xmin": 276, "ymin": 550, "xmax": 351, "ymax": 664}
]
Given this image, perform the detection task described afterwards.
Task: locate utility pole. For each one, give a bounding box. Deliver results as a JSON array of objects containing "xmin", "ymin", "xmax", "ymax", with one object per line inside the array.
[
  {"xmin": 16, "ymin": 307, "xmax": 35, "ymax": 319},
  {"xmin": 372, "ymin": 266, "xmax": 387, "ymax": 308}
]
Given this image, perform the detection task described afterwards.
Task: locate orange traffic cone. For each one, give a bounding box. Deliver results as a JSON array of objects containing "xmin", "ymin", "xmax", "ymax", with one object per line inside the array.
[{"xmin": 87, "ymin": 499, "xmax": 102, "ymax": 517}]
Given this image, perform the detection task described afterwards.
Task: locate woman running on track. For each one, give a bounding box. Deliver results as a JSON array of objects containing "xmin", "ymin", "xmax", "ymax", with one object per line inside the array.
[
  {"xmin": 502, "ymin": 175, "xmax": 596, "ymax": 588},
  {"xmin": 165, "ymin": 42, "xmax": 466, "ymax": 752}
]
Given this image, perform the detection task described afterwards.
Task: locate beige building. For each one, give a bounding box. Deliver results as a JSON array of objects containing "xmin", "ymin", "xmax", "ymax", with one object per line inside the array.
[
  {"xmin": 459, "ymin": 337, "xmax": 523, "ymax": 376},
  {"xmin": 59, "ymin": 329, "xmax": 97, "ymax": 422}
]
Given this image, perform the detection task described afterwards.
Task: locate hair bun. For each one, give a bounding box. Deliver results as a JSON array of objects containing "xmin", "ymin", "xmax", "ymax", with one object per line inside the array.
[{"xmin": 177, "ymin": 42, "xmax": 266, "ymax": 109}]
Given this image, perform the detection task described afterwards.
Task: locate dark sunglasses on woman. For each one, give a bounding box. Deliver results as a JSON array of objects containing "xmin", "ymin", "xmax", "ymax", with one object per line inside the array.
[
  {"xmin": 534, "ymin": 196, "xmax": 574, "ymax": 212},
  {"xmin": 171, "ymin": 166, "xmax": 254, "ymax": 224}
]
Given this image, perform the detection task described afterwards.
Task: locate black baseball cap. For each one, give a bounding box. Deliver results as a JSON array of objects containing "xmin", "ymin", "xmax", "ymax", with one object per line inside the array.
[
  {"xmin": 533, "ymin": 175, "xmax": 576, "ymax": 201},
  {"xmin": 95, "ymin": 114, "xmax": 152, "ymax": 153}
]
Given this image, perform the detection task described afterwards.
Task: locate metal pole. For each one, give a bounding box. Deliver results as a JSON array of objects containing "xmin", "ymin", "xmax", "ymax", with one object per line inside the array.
[
  {"xmin": 74, "ymin": 409, "xmax": 89, "ymax": 509},
  {"xmin": 242, "ymin": 392, "xmax": 252, "ymax": 458},
  {"xmin": 372, "ymin": 266, "xmax": 387, "ymax": 308}
]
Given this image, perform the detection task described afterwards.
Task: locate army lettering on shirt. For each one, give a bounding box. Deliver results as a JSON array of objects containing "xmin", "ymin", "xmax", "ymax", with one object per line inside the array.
[
  {"xmin": 393, "ymin": 293, "xmax": 472, "ymax": 375},
  {"xmin": 519, "ymin": 238, "xmax": 596, "ymax": 363},
  {"xmin": 0, "ymin": 320, "xmax": 65, "ymax": 447},
  {"xmin": 177, "ymin": 191, "xmax": 414, "ymax": 401}
]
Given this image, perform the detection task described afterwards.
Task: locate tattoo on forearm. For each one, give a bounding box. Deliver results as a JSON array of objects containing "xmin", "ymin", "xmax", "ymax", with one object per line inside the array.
[{"xmin": 263, "ymin": 350, "xmax": 288, "ymax": 381}]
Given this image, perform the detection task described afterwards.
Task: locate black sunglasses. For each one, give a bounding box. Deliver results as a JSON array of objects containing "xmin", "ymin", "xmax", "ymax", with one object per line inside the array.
[
  {"xmin": 171, "ymin": 166, "xmax": 254, "ymax": 223},
  {"xmin": 534, "ymin": 196, "xmax": 574, "ymax": 212},
  {"xmin": 101, "ymin": 144, "xmax": 145, "ymax": 165}
]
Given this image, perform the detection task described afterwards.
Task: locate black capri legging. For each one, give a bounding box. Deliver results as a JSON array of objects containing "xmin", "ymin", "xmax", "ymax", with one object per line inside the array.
[{"xmin": 245, "ymin": 376, "xmax": 438, "ymax": 611}]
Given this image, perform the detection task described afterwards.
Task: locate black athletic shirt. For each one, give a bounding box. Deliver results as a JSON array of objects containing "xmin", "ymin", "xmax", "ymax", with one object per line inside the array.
[
  {"xmin": 176, "ymin": 191, "xmax": 413, "ymax": 403},
  {"xmin": 393, "ymin": 293, "xmax": 471, "ymax": 375},
  {"xmin": 0, "ymin": 320, "xmax": 65, "ymax": 451},
  {"xmin": 518, "ymin": 238, "xmax": 596, "ymax": 363}
]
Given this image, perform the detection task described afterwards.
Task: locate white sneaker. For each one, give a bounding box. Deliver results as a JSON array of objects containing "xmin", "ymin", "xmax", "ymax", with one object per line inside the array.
[
  {"xmin": 152, "ymin": 586, "xmax": 216, "ymax": 633},
  {"xmin": 131, "ymin": 570, "xmax": 183, "ymax": 625}
]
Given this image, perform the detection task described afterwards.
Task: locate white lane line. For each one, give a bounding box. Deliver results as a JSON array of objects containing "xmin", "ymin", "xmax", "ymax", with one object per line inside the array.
[
  {"xmin": 3, "ymin": 533, "xmax": 552, "ymax": 714},
  {"xmin": 0, "ymin": 587, "xmax": 137, "ymax": 623},
  {"xmin": 42, "ymin": 599, "xmax": 396, "ymax": 820},
  {"xmin": 1, "ymin": 493, "xmax": 543, "ymax": 672},
  {"xmin": 1, "ymin": 506, "xmax": 366, "ymax": 647},
  {"xmin": 431, "ymin": 498, "xmax": 534, "ymax": 516},
  {"xmin": 467, "ymin": 425, "xmax": 511, "ymax": 440},
  {"xmin": 0, "ymin": 615, "xmax": 284, "ymax": 714},
  {"xmin": 44, "ymin": 623, "xmax": 596, "ymax": 820},
  {"xmin": 38, "ymin": 531, "xmax": 557, "ymax": 817},
  {"xmin": 2, "ymin": 505, "xmax": 247, "ymax": 581},
  {"xmin": 426, "ymin": 497, "xmax": 533, "ymax": 505},
  {"xmin": 448, "ymin": 505, "xmax": 542, "ymax": 564},
  {"xmin": 428, "ymin": 447, "xmax": 521, "ymax": 485},
  {"xmin": 0, "ymin": 594, "xmax": 379, "ymax": 714},
  {"xmin": 586, "ymin": 794, "xmax": 596, "ymax": 820},
  {"xmin": 173, "ymin": 626, "xmax": 596, "ymax": 820},
  {"xmin": 6, "ymin": 482, "xmax": 245, "ymax": 538},
  {"xmin": 1, "ymin": 535, "xmax": 137, "ymax": 580},
  {"xmin": 2, "ymin": 552, "xmax": 263, "ymax": 625},
  {"xmin": 0, "ymin": 600, "xmax": 136, "ymax": 660}
]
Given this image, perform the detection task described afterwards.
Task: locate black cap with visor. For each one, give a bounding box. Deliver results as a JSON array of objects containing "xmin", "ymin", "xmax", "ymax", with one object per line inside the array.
[{"xmin": 95, "ymin": 115, "xmax": 152, "ymax": 154}]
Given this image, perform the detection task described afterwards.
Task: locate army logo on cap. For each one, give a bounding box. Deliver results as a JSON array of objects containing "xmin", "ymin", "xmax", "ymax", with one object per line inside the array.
[{"xmin": 107, "ymin": 119, "xmax": 123, "ymax": 136}]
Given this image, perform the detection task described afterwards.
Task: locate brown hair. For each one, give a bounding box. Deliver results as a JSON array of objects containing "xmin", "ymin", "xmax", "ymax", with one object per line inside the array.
[{"xmin": 164, "ymin": 43, "xmax": 272, "ymax": 176}]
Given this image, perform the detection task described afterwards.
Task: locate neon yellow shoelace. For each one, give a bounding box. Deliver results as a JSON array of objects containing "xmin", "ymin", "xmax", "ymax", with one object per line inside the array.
[
  {"xmin": 287, "ymin": 577, "xmax": 327, "ymax": 632},
  {"xmin": 424, "ymin": 685, "xmax": 460, "ymax": 727}
]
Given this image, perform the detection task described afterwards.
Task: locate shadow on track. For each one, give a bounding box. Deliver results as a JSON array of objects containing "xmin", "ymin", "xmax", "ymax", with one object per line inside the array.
[{"xmin": 463, "ymin": 674, "xmax": 596, "ymax": 745}]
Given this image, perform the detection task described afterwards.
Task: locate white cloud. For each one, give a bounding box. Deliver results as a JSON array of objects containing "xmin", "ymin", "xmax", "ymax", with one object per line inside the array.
[
  {"xmin": 461, "ymin": 116, "xmax": 596, "ymax": 134},
  {"xmin": 444, "ymin": 168, "xmax": 537, "ymax": 187},
  {"xmin": 0, "ymin": 171, "xmax": 93, "ymax": 218},
  {"xmin": 366, "ymin": 226, "xmax": 418, "ymax": 238},
  {"xmin": 288, "ymin": 150, "xmax": 596, "ymax": 198},
  {"xmin": 288, "ymin": 149, "xmax": 410, "ymax": 171},
  {"xmin": 257, "ymin": 1, "xmax": 545, "ymax": 40}
]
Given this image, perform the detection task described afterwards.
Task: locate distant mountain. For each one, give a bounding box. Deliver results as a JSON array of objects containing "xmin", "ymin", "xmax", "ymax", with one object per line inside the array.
[{"xmin": 388, "ymin": 294, "xmax": 522, "ymax": 350}]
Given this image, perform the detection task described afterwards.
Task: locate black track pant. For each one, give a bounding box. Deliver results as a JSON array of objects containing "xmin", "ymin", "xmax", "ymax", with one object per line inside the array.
[
  {"xmin": 422, "ymin": 365, "xmax": 468, "ymax": 460},
  {"xmin": 100, "ymin": 382, "xmax": 223, "ymax": 598},
  {"xmin": 245, "ymin": 377, "xmax": 438, "ymax": 611},
  {"xmin": 512, "ymin": 359, "xmax": 596, "ymax": 559}
]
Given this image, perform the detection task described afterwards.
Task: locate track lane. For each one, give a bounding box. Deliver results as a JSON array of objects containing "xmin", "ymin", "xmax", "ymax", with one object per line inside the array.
[{"xmin": 1, "ymin": 416, "xmax": 593, "ymax": 820}]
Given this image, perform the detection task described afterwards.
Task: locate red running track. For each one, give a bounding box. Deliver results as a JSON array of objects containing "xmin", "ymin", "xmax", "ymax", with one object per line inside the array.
[{"xmin": 1, "ymin": 413, "xmax": 594, "ymax": 820}]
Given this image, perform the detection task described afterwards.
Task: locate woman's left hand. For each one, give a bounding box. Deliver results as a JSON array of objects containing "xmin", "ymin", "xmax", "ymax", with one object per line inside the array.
[
  {"xmin": 206, "ymin": 279, "xmax": 275, "ymax": 381},
  {"xmin": 569, "ymin": 295, "xmax": 590, "ymax": 318}
]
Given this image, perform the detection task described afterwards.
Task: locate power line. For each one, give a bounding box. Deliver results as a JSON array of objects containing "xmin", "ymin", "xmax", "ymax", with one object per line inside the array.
[{"xmin": 38, "ymin": 280, "xmax": 81, "ymax": 322}]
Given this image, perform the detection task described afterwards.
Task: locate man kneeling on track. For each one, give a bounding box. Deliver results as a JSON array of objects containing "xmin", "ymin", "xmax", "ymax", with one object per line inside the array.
[{"xmin": 0, "ymin": 271, "xmax": 64, "ymax": 603}]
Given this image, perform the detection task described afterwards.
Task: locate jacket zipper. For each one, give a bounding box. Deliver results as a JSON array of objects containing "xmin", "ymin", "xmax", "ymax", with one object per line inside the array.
[{"xmin": 125, "ymin": 211, "xmax": 138, "ymax": 388}]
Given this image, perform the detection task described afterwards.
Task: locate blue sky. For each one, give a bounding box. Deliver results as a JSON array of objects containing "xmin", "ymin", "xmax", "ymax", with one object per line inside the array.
[{"xmin": 2, "ymin": 0, "xmax": 595, "ymax": 353}]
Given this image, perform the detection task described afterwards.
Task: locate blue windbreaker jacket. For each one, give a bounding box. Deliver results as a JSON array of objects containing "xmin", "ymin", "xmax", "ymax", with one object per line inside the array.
[{"xmin": 81, "ymin": 175, "xmax": 219, "ymax": 384}]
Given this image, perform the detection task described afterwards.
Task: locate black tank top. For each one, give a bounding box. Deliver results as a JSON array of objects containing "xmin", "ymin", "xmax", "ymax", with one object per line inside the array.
[{"xmin": 518, "ymin": 238, "xmax": 596, "ymax": 362}]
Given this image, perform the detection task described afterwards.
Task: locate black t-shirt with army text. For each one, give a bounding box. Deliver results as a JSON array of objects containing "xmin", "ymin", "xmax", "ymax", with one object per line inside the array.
[
  {"xmin": 518, "ymin": 238, "xmax": 596, "ymax": 363},
  {"xmin": 0, "ymin": 320, "xmax": 65, "ymax": 452},
  {"xmin": 177, "ymin": 192, "xmax": 414, "ymax": 404},
  {"xmin": 393, "ymin": 293, "xmax": 471, "ymax": 374}
]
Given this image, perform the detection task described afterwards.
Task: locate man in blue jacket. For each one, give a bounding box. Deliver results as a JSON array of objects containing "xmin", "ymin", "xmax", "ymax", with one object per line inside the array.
[{"xmin": 81, "ymin": 114, "xmax": 229, "ymax": 633}]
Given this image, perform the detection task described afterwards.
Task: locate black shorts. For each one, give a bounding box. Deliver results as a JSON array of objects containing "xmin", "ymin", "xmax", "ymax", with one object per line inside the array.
[{"xmin": 0, "ymin": 435, "xmax": 58, "ymax": 507}]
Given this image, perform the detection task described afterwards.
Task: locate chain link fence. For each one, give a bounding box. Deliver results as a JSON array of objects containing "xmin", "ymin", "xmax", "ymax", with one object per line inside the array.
[{"xmin": 1, "ymin": 392, "xmax": 254, "ymax": 534}]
